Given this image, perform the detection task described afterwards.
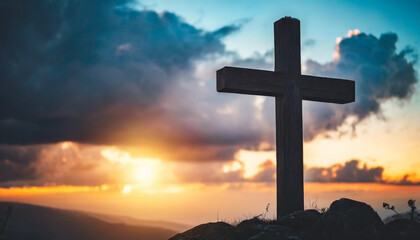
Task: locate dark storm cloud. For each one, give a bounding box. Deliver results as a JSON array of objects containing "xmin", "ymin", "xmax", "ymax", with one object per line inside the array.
[
  {"xmin": 305, "ymin": 159, "xmax": 384, "ymax": 183},
  {"xmin": 0, "ymin": 145, "xmax": 41, "ymax": 182},
  {"xmin": 0, "ymin": 143, "xmax": 117, "ymax": 187},
  {"xmin": 303, "ymin": 32, "xmax": 418, "ymax": 140},
  {"xmin": 305, "ymin": 159, "xmax": 420, "ymax": 185},
  {"xmin": 173, "ymin": 158, "xmax": 419, "ymax": 185},
  {"xmin": 0, "ymin": 0, "xmax": 239, "ymax": 146},
  {"xmin": 0, "ymin": 0, "xmax": 418, "ymax": 168}
]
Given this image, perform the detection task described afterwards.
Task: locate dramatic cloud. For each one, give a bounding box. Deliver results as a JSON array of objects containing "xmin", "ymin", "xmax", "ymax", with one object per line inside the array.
[
  {"xmin": 0, "ymin": 143, "xmax": 114, "ymax": 187},
  {"xmin": 0, "ymin": 145, "xmax": 41, "ymax": 183},
  {"xmin": 0, "ymin": 0, "xmax": 418, "ymax": 172},
  {"xmin": 305, "ymin": 159, "xmax": 384, "ymax": 183},
  {"xmin": 0, "ymin": 142, "xmax": 247, "ymax": 187},
  {"xmin": 303, "ymin": 30, "xmax": 418, "ymax": 140},
  {"xmin": 305, "ymin": 159, "xmax": 420, "ymax": 185},
  {"xmin": 251, "ymin": 159, "xmax": 276, "ymax": 183},
  {"xmin": 172, "ymin": 158, "xmax": 420, "ymax": 185},
  {"xmin": 0, "ymin": 0, "xmax": 240, "ymax": 149},
  {"xmin": 1, "ymin": 142, "xmax": 418, "ymax": 187}
]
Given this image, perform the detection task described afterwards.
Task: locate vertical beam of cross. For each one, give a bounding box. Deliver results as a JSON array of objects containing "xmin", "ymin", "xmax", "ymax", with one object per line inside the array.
[{"xmin": 274, "ymin": 18, "xmax": 303, "ymax": 217}]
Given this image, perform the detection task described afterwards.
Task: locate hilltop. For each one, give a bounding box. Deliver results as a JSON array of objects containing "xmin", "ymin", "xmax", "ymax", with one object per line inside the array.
[{"xmin": 170, "ymin": 198, "xmax": 420, "ymax": 240}]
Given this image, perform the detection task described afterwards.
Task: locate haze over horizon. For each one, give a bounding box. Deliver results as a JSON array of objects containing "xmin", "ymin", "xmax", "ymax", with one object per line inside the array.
[{"xmin": 0, "ymin": 0, "xmax": 419, "ymax": 226}]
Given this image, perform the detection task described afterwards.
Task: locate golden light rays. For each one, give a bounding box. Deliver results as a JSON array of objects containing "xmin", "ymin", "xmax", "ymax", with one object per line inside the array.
[{"xmin": 101, "ymin": 147, "xmax": 162, "ymax": 187}]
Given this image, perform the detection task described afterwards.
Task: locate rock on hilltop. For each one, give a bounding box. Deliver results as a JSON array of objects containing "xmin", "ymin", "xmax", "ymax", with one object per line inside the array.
[{"xmin": 170, "ymin": 198, "xmax": 420, "ymax": 240}]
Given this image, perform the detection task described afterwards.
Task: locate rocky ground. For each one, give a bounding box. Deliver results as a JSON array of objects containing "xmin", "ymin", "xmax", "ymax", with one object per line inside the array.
[{"xmin": 169, "ymin": 198, "xmax": 420, "ymax": 240}]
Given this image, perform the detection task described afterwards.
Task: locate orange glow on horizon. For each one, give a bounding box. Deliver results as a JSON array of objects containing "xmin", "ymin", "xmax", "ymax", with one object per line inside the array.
[
  {"xmin": 0, "ymin": 186, "xmax": 98, "ymax": 196},
  {"xmin": 305, "ymin": 182, "xmax": 418, "ymax": 192},
  {"xmin": 1, "ymin": 182, "xmax": 417, "ymax": 197},
  {"xmin": 0, "ymin": 182, "xmax": 418, "ymax": 225},
  {"xmin": 0, "ymin": 184, "xmax": 191, "ymax": 197}
]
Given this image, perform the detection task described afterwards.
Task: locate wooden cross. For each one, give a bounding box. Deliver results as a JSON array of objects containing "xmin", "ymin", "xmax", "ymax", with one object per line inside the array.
[{"xmin": 216, "ymin": 17, "xmax": 355, "ymax": 218}]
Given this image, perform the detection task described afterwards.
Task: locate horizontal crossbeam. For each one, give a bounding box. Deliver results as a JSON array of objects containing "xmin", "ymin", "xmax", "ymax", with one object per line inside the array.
[
  {"xmin": 217, "ymin": 66, "xmax": 293, "ymax": 96},
  {"xmin": 217, "ymin": 66, "xmax": 354, "ymax": 104},
  {"xmin": 300, "ymin": 75, "xmax": 355, "ymax": 103}
]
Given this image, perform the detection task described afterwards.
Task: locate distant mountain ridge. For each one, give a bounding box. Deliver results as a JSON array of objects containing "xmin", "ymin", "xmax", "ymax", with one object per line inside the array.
[
  {"xmin": 85, "ymin": 211, "xmax": 191, "ymax": 232},
  {"xmin": 0, "ymin": 202, "xmax": 177, "ymax": 240},
  {"xmin": 86, "ymin": 212, "xmax": 192, "ymax": 232}
]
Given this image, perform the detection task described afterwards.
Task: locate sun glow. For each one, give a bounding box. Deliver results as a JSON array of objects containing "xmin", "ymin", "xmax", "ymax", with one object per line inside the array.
[
  {"xmin": 60, "ymin": 141, "xmax": 74, "ymax": 150},
  {"xmin": 122, "ymin": 185, "xmax": 132, "ymax": 194},
  {"xmin": 101, "ymin": 147, "xmax": 161, "ymax": 186},
  {"xmin": 134, "ymin": 166, "xmax": 155, "ymax": 184}
]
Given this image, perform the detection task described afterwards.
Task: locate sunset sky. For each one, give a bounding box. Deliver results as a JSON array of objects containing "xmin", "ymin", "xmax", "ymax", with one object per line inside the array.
[{"xmin": 0, "ymin": 0, "xmax": 419, "ymax": 226}]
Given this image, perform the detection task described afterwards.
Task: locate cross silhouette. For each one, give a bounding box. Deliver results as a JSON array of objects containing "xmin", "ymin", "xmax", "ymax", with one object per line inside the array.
[{"xmin": 216, "ymin": 17, "xmax": 355, "ymax": 218}]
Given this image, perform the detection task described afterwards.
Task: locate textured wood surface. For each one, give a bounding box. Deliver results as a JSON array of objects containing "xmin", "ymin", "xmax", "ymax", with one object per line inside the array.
[
  {"xmin": 274, "ymin": 17, "xmax": 304, "ymax": 217},
  {"xmin": 300, "ymin": 75, "xmax": 355, "ymax": 103},
  {"xmin": 217, "ymin": 67, "xmax": 292, "ymax": 96}
]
